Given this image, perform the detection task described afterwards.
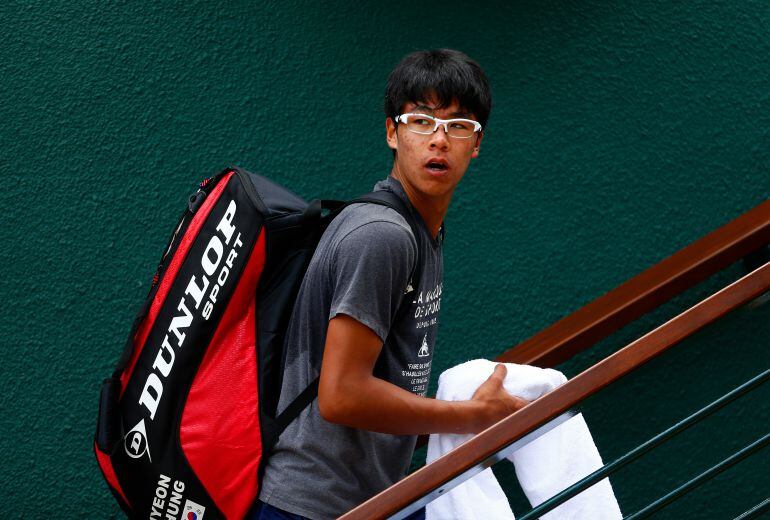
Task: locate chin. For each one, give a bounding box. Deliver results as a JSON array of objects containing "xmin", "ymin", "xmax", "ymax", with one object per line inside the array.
[
  {"xmin": 397, "ymin": 166, "xmax": 462, "ymax": 199},
  {"xmin": 416, "ymin": 178, "xmax": 456, "ymax": 198}
]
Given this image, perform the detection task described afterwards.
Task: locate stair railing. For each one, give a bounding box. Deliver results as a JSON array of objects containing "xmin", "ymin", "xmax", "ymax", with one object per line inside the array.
[{"xmin": 339, "ymin": 199, "xmax": 770, "ymax": 520}]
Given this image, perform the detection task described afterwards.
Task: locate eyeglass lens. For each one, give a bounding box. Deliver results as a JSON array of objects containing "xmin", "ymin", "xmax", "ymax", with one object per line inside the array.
[{"xmin": 404, "ymin": 115, "xmax": 477, "ymax": 138}]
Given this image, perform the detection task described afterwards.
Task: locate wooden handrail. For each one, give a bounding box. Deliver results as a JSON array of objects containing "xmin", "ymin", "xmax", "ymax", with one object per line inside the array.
[
  {"xmin": 496, "ymin": 199, "xmax": 770, "ymax": 367},
  {"xmin": 414, "ymin": 198, "xmax": 770, "ymax": 449},
  {"xmin": 340, "ymin": 261, "xmax": 770, "ymax": 520}
]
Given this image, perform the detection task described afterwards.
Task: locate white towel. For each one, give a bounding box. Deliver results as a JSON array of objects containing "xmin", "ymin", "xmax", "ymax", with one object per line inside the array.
[{"xmin": 425, "ymin": 359, "xmax": 622, "ymax": 520}]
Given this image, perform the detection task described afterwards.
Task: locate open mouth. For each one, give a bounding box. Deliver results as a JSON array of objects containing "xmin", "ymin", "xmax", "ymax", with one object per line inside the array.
[{"xmin": 425, "ymin": 160, "xmax": 448, "ymax": 173}]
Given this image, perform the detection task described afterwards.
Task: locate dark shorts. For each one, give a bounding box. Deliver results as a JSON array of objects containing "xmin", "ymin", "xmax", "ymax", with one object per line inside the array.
[
  {"xmin": 250, "ymin": 500, "xmax": 426, "ymax": 520},
  {"xmin": 251, "ymin": 500, "xmax": 309, "ymax": 520}
]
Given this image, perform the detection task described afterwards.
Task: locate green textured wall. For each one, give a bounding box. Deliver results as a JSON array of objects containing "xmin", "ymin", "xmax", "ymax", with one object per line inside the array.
[{"xmin": 2, "ymin": 1, "xmax": 768, "ymax": 517}]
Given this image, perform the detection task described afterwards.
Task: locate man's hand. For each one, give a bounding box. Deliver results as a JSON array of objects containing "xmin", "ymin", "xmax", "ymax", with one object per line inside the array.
[
  {"xmin": 319, "ymin": 315, "xmax": 529, "ymax": 435},
  {"xmin": 469, "ymin": 364, "xmax": 529, "ymax": 433}
]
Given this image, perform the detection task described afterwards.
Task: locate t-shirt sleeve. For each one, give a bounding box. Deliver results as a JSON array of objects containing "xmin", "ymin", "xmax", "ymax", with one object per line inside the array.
[{"xmin": 329, "ymin": 220, "xmax": 417, "ymax": 342}]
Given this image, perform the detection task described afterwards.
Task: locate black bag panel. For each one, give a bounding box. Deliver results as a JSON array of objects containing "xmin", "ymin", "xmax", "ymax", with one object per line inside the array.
[
  {"xmin": 256, "ymin": 243, "xmax": 318, "ymax": 444},
  {"xmin": 240, "ymin": 168, "xmax": 308, "ymax": 219},
  {"xmin": 238, "ymin": 168, "xmax": 318, "ymax": 427}
]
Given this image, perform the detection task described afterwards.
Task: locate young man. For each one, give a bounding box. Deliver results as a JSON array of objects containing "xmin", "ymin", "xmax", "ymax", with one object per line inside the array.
[{"xmin": 254, "ymin": 49, "xmax": 526, "ymax": 520}]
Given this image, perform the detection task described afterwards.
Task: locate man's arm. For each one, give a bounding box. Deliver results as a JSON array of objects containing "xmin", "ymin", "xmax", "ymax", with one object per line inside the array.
[{"xmin": 318, "ymin": 314, "xmax": 527, "ymax": 435}]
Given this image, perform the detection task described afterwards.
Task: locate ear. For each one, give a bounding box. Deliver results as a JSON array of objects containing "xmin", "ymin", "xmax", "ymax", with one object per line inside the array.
[
  {"xmin": 471, "ymin": 131, "xmax": 483, "ymax": 159},
  {"xmin": 386, "ymin": 117, "xmax": 398, "ymax": 151}
]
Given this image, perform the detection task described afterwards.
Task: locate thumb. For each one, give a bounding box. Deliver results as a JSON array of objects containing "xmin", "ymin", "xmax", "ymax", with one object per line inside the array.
[
  {"xmin": 473, "ymin": 364, "xmax": 507, "ymax": 399},
  {"xmin": 491, "ymin": 363, "xmax": 507, "ymax": 382}
]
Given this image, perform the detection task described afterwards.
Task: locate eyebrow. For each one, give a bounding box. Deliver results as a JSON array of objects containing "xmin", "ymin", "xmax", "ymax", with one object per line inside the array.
[{"xmin": 413, "ymin": 104, "xmax": 473, "ymax": 119}]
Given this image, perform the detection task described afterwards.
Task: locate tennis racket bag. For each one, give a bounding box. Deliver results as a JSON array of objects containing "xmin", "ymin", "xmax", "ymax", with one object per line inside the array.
[{"xmin": 94, "ymin": 166, "xmax": 418, "ymax": 519}]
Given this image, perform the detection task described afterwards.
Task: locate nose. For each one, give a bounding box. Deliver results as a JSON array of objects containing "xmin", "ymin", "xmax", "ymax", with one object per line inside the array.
[{"xmin": 429, "ymin": 124, "xmax": 450, "ymax": 150}]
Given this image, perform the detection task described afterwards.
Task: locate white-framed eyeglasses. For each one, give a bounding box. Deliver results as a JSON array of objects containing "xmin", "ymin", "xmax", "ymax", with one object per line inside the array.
[{"xmin": 395, "ymin": 113, "xmax": 482, "ymax": 139}]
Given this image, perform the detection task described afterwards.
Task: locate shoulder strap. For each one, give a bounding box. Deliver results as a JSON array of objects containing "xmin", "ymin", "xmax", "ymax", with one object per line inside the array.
[
  {"xmin": 318, "ymin": 191, "xmax": 422, "ymax": 246},
  {"xmin": 273, "ymin": 189, "xmax": 424, "ymax": 436}
]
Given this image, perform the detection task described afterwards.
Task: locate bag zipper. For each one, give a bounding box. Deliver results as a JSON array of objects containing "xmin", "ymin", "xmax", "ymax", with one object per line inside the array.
[{"xmin": 148, "ymin": 176, "xmax": 217, "ymax": 291}]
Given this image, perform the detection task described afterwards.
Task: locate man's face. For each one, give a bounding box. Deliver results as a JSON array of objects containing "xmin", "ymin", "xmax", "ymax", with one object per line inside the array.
[{"xmin": 386, "ymin": 98, "xmax": 482, "ymax": 203}]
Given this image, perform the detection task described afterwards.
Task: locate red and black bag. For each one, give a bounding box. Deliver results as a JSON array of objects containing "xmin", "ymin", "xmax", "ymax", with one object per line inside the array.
[{"xmin": 94, "ymin": 167, "xmax": 420, "ymax": 519}]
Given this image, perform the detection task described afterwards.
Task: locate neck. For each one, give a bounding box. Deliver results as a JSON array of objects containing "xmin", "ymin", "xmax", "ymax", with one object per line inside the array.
[{"xmin": 389, "ymin": 165, "xmax": 450, "ymax": 240}]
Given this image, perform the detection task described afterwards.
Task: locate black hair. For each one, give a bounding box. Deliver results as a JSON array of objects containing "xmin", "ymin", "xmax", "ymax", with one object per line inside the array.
[{"xmin": 384, "ymin": 49, "xmax": 492, "ymax": 129}]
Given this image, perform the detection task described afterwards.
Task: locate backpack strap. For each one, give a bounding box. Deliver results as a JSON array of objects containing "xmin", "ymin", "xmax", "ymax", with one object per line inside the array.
[
  {"xmin": 273, "ymin": 189, "xmax": 424, "ymax": 436},
  {"xmin": 273, "ymin": 377, "xmax": 320, "ymax": 433}
]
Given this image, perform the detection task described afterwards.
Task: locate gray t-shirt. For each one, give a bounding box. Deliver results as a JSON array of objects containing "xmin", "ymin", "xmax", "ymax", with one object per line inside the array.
[{"xmin": 259, "ymin": 176, "xmax": 444, "ymax": 519}]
